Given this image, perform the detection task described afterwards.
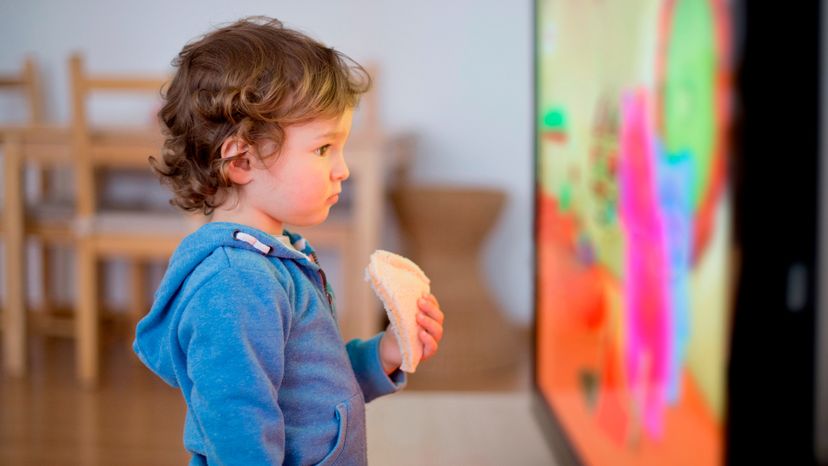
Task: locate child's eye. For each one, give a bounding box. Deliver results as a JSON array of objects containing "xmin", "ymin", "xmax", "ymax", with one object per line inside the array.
[{"xmin": 314, "ymin": 144, "xmax": 331, "ymax": 157}]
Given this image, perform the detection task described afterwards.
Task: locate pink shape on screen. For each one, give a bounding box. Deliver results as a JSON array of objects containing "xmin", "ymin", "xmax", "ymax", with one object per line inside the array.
[{"xmin": 618, "ymin": 89, "xmax": 671, "ymax": 440}]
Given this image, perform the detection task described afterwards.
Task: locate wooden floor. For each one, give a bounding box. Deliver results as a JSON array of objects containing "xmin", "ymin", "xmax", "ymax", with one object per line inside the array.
[
  {"xmin": 1, "ymin": 334, "xmax": 189, "ymax": 465},
  {"xmin": 367, "ymin": 392, "xmax": 556, "ymax": 465},
  {"xmin": 1, "ymin": 329, "xmax": 542, "ymax": 465}
]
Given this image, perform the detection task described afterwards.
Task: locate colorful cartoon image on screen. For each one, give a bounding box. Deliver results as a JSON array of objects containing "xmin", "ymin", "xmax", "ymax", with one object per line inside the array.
[{"xmin": 535, "ymin": 1, "xmax": 732, "ymax": 465}]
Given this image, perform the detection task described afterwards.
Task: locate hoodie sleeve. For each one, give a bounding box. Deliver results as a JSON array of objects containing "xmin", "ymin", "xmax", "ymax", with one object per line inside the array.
[
  {"xmin": 345, "ymin": 332, "xmax": 407, "ymax": 403},
  {"xmin": 179, "ymin": 267, "xmax": 291, "ymax": 465}
]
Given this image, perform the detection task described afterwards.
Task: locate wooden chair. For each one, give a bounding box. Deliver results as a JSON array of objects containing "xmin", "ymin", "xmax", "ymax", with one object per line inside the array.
[
  {"xmin": 69, "ymin": 53, "xmax": 202, "ymax": 386},
  {"xmin": 1, "ymin": 57, "xmax": 75, "ymax": 377}
]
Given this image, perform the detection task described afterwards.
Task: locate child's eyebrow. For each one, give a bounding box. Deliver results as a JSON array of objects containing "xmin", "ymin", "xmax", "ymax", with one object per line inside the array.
[{"xmin": 314, "ymin": 130, "xmax": 346, "ymax": 140}]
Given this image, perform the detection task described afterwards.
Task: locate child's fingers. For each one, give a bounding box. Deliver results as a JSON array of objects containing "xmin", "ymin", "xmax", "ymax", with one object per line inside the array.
[
  {"xmin": 419, "ymin": 329, "xmax": 439, "ymax": 360},
  {"xmin": 418, "ymin": 295, "xmax": 444, "ymax": 323},
  {"xmin": 416, "ymin": 312, "xmax": 443, "ymax": 342},
  {"xmin": 426, "ymin": 294, "xmax": 441, "ymax": 312},
  {"xmin": 424, "ymin": 293, "xmax": 439, "ymax": 307}
]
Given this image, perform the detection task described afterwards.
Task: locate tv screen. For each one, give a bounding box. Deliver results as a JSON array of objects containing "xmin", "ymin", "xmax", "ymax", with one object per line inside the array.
[
  {"xmin": 534, "ymin": 1, "xmax": 732, "ymax": 464},
  {"xmin": 533, "ymin": 1, "xmax": 823, "ymax": 464}
]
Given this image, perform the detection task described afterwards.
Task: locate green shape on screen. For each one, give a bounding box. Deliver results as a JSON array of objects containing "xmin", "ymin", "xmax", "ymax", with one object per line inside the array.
[
  {"xmin": 664, "ymin": 0, "xmax": 716, "ymax": 210},
  {"xmin": 560, "ymin": 183, "xmax": 572, "ymax": 212},
  {"xmin": 543, "ymin": 107, "xmax": 567, "ymax": 131}
]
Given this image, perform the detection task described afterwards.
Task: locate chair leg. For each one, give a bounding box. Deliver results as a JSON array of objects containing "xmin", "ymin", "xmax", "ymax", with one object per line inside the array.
[
  {"xmin": 40, "ymin": 244, "xmax": 55, "ymax": 314},
  {"xmin": 76, "ymin": 240, "xmax": 98, "ymax": 387},
  {"xmin": 128, "ymin": 259, "xmax": 146, "ymax": 355},
  {"xmin": 3, "ymin": 139, "xmax": 26, "ymax": 377}
]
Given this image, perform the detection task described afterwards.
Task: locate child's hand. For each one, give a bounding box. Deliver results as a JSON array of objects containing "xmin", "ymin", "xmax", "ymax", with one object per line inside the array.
[
  {"xmin": 415, "ymin": 294, "xmax": 444, "ymax": 361},
  {"xmin": 379, "ymin": 293, "xmax": 444, "ymax": 375}
]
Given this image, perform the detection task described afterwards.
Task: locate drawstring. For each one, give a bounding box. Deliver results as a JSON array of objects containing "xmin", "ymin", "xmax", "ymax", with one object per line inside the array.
[{"xmin": 232, "ymin": 231, "xmax": 272, "ymax": 255}]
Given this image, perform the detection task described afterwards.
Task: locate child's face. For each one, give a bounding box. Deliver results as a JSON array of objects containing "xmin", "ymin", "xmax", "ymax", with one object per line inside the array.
[{"xmin": 244, "ymin": 109, "xmax": 353, "ymax": 231}]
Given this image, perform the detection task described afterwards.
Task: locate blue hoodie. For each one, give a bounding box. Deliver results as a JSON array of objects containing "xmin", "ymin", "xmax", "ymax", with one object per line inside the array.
[{"xmin": 133, "ymin": 222, "xmax": 406, "ymax": 465}]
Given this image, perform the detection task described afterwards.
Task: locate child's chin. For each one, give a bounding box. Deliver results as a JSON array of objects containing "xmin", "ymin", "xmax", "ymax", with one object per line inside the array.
[{"xmin": 291, "ymin": 210, "xmax": 331, "ymax": 227}]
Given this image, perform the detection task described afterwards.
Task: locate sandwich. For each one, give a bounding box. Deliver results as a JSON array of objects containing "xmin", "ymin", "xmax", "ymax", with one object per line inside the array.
[{"xmin": 364, "ymin": 250, "xmax": 431, "ymax": 373}]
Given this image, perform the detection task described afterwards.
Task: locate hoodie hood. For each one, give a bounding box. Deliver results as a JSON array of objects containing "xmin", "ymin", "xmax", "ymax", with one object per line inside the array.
[{"xmin": 132, "ymin": 222, "xmax": 318, "ymax": 387}]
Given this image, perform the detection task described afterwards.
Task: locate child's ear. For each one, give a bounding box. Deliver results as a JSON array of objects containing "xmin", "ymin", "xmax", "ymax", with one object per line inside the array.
[{"xmin": 220, "ymin": 136, "xmax": 253, "ymax": 185}]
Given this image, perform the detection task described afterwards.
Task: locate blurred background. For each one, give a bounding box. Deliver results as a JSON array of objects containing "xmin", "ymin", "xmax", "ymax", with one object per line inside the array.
[{"xmin": 0, "ymin": 1, "xmax": 553, "ymax": 465}]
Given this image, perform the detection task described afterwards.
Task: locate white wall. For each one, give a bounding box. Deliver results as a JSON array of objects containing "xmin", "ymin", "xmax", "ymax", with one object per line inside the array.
[{"xmin": 0, "ymin": 0, "xmax": 534, "ymax": 325}]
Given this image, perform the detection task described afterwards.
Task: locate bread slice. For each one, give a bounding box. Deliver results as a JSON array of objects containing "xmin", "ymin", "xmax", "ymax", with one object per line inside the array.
[{"xmin": 365, "ymin": 250, "xmax": 431, "ymax": 373}]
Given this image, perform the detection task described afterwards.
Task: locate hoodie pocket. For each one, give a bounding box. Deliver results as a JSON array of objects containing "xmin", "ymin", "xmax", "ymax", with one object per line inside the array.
[{"xmin": 316, "ymin": 395, "xmax": 354, "ymax": 466}]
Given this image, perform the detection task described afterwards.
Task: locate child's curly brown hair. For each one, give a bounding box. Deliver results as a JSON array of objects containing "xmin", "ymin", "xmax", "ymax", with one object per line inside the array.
[{"xmin": 150, "ymin": 16, "xmax": 371, "ymax": 214}]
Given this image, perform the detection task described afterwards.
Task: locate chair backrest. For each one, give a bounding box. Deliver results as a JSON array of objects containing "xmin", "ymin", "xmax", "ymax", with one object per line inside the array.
[
  {"xmin": 0, "ymin": 56, "xmax": 45, "ymax": 125},
  {"xmin": 68, "ymin": 53, "xmax": 169, "ymax": 219},
  {"xmin": 346, "ymin": 63, "xmax": 382, "ymax": 144}
]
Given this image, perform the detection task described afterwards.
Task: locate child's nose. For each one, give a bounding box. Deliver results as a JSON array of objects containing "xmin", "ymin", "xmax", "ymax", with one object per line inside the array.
[{"xmin": 332, "ymin": 152, "xmax": 350, "ymax": 181}]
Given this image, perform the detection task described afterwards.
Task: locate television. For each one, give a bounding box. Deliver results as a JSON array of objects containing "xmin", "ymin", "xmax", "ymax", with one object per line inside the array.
[{"xmin": 532, "ymin": 1, "xmax": 824, "ymax": 464}]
